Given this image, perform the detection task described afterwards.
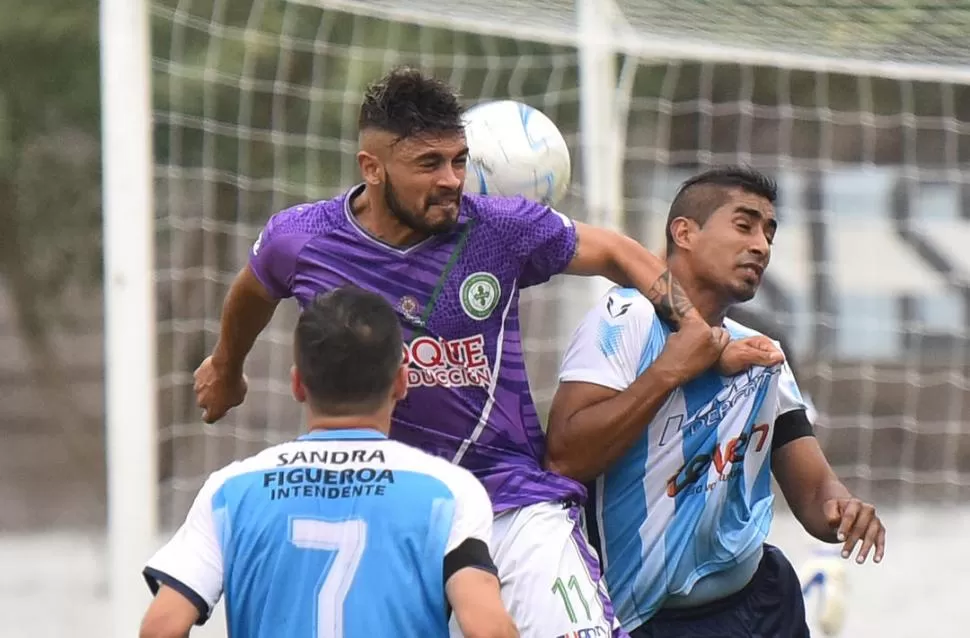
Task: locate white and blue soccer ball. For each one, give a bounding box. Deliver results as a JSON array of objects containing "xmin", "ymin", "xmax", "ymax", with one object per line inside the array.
[
  {"xmin": 798, "ymin": 553, "xmax": 848, "ymax": 636},
  {"xmin": 462, "ymin": 100, "xmax": 572, "ymax": 206}
]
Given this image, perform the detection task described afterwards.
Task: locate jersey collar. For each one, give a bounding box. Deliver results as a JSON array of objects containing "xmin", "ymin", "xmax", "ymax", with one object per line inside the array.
[{"xmin": 298, "ymin": 428, "xmax": 388, "ymax": 442}]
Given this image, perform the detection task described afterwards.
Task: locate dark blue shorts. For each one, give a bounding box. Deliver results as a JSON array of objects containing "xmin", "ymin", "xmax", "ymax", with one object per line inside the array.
[{"xmin": 629, "ymin": 544, "xmax": 810, "ymax": 638}]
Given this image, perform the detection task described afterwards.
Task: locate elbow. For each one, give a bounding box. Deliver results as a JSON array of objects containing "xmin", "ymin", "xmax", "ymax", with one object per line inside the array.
[
  {"xmin": 544, "ymin": 446, "xmax": 592, "ymax": 483},
  {"xmin": 543, "ymin": 433, "xmax": 569, "ymax": 476},
  {"xmin": 543, "ymin": 452, "xmax": 568, "ymax": 478}
]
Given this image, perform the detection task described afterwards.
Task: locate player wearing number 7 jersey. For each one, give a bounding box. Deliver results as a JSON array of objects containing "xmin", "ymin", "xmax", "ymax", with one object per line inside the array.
[{"xmin": 139, "ymin": 287, "xmax": 517, "ymax": 638}]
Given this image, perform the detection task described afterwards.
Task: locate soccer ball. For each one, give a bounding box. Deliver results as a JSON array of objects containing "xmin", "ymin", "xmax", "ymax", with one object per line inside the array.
[
  {"xmin": 462, "ymin": 100, "xmax": 572, "ymax": 206},
  {"xmin": 798, "ymin": 554, "xmax": 848, "ymax": 636}
]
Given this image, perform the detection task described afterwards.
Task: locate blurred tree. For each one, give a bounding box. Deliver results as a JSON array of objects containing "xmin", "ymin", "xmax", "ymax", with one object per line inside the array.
[{"xmin": 0, "ymin": 0, "xmax": 103, "ymax": 466}]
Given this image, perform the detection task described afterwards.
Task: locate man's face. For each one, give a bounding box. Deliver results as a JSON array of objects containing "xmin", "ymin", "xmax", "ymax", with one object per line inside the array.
[
  {"xmin": 379, "ymin": 132, "xmax": 468, "ymax": 235},
  {"xmin": 688, "ymin": 188, "xmax": 776, "ymax": 303}
]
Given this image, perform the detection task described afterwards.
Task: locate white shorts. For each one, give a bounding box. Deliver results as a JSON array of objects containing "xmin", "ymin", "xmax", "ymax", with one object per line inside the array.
[{"xmin": 450, "ymin": 501, "xmax": 622, "ymax": 638}]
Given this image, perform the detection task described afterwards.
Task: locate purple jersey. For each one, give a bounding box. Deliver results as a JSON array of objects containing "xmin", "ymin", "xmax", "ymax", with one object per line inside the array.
[{"xmin": 248, "ymin": 184, "xmax": 585, "ymax": 512}]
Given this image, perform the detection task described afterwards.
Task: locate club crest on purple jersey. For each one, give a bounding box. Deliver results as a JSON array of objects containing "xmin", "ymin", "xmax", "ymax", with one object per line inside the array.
[
  {"xmin": 247, "ymin": 184, "xmax": 588, "ymax": 512},
  {"xmin": 459, "ymin": 271, "xmax": 502, "ymax": 321}
]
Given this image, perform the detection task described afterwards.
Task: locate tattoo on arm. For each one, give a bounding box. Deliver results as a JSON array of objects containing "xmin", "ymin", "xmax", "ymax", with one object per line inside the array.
[{"xmin": 645, "ymin": 270, "xmax": 694, "ymax": 328}]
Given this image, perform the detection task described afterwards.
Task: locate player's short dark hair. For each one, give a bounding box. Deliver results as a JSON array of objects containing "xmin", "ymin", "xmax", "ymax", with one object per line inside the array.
[
  {"xmin": 666, "ymin": 166, "xmax": 778, "ymax": 254},
  {"xmin": 294, "ymin": 286, "xmax": 403, "ymax": 416},
  {"xmin": 358, "ymin": 66, "xmax": 465, "ymax": 141}
]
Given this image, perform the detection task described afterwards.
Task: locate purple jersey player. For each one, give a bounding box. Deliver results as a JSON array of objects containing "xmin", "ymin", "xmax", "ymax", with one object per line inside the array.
[
  {"xmin": 246, "ymin": 189, "xmax": 584, "ymax": 512},
  {"xmin": 193, "ymin": 68, "xmax": 775, "ymax": 638}
]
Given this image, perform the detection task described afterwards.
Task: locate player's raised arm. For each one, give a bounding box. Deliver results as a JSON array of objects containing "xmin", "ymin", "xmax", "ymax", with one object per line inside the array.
[
  {"xmin": 195, "ymin": 206, "xmax": 315, "ymax": 423},
  {"xmin": 564, "ymin": 221, "xmax": 704, "ymax": 331},
  {"xmin": 498, "ymin": 197, "xmax": 700, "ymax": 330},
  {"xmin": 444, "ymin": 470, "xmax": 518, "ymax": 638},
  {"xmin": 193, "ymin": 264, "xmax": 277, "ymax": 422},
  {"xmin": 770, "ymin": 368, "xmax": 886, "ymax": 564},
  {"xmin": 545, "ymin": 290, "xmax": 729, "ymax": 482}
]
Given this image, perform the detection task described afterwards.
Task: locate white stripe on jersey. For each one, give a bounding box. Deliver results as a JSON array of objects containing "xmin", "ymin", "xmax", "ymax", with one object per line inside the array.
[
  {"xmin": 559, "ymin": 287, "xmax": 807, "ymax": 630},
  {"xmin": 453, "ymin": 278, "xmax": 518, "ymax": 464}
]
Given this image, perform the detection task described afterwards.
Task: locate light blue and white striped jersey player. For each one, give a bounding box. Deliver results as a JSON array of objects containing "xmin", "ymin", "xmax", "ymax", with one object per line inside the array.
[
  {"xmin": 143, "ymin": 428, "xmax": 495, "ymax": 638},
  {"xmin": 558, "ymin": 287, "xmax": 807, "ymax": 631}
]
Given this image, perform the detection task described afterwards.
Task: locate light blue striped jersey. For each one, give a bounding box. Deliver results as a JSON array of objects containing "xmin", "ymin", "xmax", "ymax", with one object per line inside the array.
[
  {"xmin": 558, "ymin": 287, "xmax": 806, "ymax": 631},
  {"xmin": 143, "ymin": 429, "xmax": 494, "ymax": 638}
]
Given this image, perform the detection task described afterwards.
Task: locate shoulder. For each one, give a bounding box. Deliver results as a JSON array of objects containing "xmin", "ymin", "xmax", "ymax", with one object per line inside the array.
[
  {"xmin": 580, "ymin": 286, "xmax": 659, "ymax": 334},
  {"xmin": 198, "ymin": 444, "xmax": 292, "ymax": 497},
  {"xmin": 560, "ymin": 286, "xmax": 666, "ymax": 384},
  {"xmin": 600, "ymin": 286, "xmax": 657, "ymax": 321},
  {"xmin": 723, "ymin": 317, "xmax": 784, "ymax": 352},
  {"xmin": 256, "ymin": 192, "xmax": 349, "ymax": 244},
  {"xmin": 461, "ymin": 193, "xmax": 571, "ymax": 231},
  {"xmin": 723, "ymin": 317, "xmax": 766, "ymax": 340}
]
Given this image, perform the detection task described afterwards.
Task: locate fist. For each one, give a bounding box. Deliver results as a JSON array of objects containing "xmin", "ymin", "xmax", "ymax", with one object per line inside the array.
[
  {"xmin": 657, "ymin": 319, "xmax": 731, "ymax": 385},
  {"xmin": 193, "ymin": 355, "xmax": 248, "ymax": 424},
  {"xmin": 717, "ymin": 335, "xmax": 785, "ymax": 376},
  {"xmin": 823, "ymin": 497, "xmax": 886, "ymax": 564}
]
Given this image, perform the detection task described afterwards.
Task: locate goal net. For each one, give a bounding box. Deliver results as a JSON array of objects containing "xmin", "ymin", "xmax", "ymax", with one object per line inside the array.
[{"xmin": 151, "ymin": 0, "xmax": 970, "ymax": 525}]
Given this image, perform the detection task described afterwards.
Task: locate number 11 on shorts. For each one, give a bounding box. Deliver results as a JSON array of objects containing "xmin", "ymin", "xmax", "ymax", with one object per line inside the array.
[{"xmin": 551, "ymin": 575, "xmax": 592, "ymax": 624}]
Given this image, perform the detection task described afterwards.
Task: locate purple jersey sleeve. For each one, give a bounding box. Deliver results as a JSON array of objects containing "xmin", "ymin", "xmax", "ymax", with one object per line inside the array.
[
  {"xmin": 505, "ymin": 198, "xmax": 578, "ymax": 288},
  {"xmin": 248, "ymin": 205, "xmax": 317, "ymax": 299}
]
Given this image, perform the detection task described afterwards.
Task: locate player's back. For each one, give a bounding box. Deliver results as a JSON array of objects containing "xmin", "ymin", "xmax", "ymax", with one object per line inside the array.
[{"xmin": 213, "ymin": 430, "xmax": 483, "ymax": 638}]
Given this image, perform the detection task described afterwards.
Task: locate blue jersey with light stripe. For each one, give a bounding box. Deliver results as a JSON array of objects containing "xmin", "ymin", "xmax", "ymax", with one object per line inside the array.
[
  {"xmin": 558, "ymin": 287, "xmax": 806, "ymax": 631},
  {"xmin": 143, "ymin": 429, "xmax": 494, "ymax": 638}
]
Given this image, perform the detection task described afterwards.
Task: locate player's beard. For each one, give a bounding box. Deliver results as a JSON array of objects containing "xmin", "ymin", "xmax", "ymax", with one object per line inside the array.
[{"xmin": 384, "ymin": 174, "xmax": 459, "ymax": 236}]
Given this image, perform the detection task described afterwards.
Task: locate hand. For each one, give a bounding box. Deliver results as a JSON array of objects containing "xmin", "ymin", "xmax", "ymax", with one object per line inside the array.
[
  {"xmin": 822, "ymin": 497, "xmax": 886, "ymax": 564},
  {"xmin": 193, "ymin": 355, "xmax": 248, "ymax": 424},
  {"xmin": 716, "ymin": 336, "xmax": 785, "ymax": 376},
  {"xmin": 655, "ymin": 318, "xmax": 731, "ymax": 385}
]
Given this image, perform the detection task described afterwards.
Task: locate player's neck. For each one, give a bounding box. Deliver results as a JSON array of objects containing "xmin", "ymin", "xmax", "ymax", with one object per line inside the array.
[
  {"xmin": 352, "ymin": 186, "xmax": 429, "ymax": 247},
  {"xmin": 667, "ymin": 260, "xmax": 729, "ymax": 326},
  {"xmin": 305, "ymin": 402, "xmax": 393, "ymax": 436},
  {"xmin": 305, "ymin": 416, "xmax": 391, "ymax": 437}
]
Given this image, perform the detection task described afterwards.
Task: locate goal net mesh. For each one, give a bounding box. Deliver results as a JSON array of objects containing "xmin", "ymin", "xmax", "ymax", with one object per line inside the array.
[{"xmin": 151, "ymin": 0, "xmax": 970, "ymax": 525}]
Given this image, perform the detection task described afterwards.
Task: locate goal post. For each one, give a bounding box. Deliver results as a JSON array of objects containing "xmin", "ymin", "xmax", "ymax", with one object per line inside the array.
[{"xmin": 100, "ymin": 0, "xmax": 157, "ymax": 637}]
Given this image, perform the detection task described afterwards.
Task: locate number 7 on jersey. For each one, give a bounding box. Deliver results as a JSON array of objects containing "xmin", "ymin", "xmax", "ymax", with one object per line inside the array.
[{"xmin": 290, "ymin": 518, "xmax": 368, "ymax": 638}]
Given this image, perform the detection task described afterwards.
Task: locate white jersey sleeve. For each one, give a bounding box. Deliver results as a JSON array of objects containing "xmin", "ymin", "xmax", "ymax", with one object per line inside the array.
[
  {"xmin": 776, "ymin": 358, "xmax": 808, "ymax": 418},
  {"xmin": 143, "ymin": 470, "xmax": 227, "ymax": 622},
  {"xmin": 444, "ymin": 467, "xmax": 494, "ymax": 554},
  {"xmin": 558, "ymin": 287, "xmax": 666, "ymax": 391}
]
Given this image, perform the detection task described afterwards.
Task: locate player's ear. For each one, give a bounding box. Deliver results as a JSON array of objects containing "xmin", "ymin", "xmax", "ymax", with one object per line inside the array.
[
  {"xmin": 357, "ymin": 150, "xmax": 384, "ymax": 186},
  {"xmin": 391, "ymin": 363, "xmax": 408, "ymax": 402},
  {"xmin": 668, "ymin": 216, "xmax": 698, "ymax": 253},
  {"xmin": 290, "ymin": 365, "xmax": 307, "ymax": 404}
]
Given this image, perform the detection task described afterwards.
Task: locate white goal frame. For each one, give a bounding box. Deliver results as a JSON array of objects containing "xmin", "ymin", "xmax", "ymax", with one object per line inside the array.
[
  {"xmin": 100, "ymin": 0, "xmax": 156, "ymax": 636},
  {"xmin": 100, "ymin": 1, "xmax": 970, "ymax": 636}
]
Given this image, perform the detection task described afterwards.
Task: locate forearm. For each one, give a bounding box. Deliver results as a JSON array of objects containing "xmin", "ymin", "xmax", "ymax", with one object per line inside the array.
[
  {"xmin": 546, "ymin": 366, "xmax": 680, "ymax": 482},
  {"xmin": 211, "ymin": 266, "xmax": 279, "ymax": 373},
  {"xmin": 139, "ymin": 626, "xmax": 189, "ymax": 638},
  {"xmin": 457, "ymin": 616, "xmax": 519, "ymax": 638},
  {"xmin": 609, "ymin": 235, "xmax": 703, "ymax": 330},
  {"xmin": 796, "ymin": 475, "xmax": 852, "ymax": 543}
]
